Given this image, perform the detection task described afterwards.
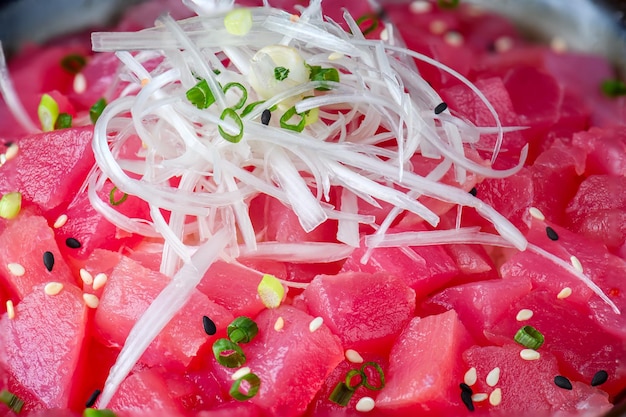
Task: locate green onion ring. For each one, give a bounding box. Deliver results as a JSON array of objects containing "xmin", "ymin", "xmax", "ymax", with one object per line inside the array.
[
  {"xmin": 361, "ymin": 361, "xmax": 385, "ymax": 391},
  {"xmin": 514, "ymin": 325, "xmax": 545, "ymax": 350},
  {"xmin": 212, "ymin": 338, "xmax": 247, "ymax": 368},
  {"xmin": 218, "ymin": 108, "xmax": 244, "ymax": 143},
  {"xmin": 222, "ymin": 82, "xmax": 248, "ymax": 110},
  {"xmin": 227, "ymin": 316, "xmax": 259, "ymax": 344},
  {"xmin": 328, "ymin": 382, "xmax": 355, "ymax": 406},
  {"xmin": 109, "ymin": 186, "xmax": 128, "ymax": 206},
  {"xmin": 279, "ymin": 106, "xmax": 306, "ymax": 132},
  {"xmin": 229, "ymin": 372, "xmax": 261, "ymax": 401}
]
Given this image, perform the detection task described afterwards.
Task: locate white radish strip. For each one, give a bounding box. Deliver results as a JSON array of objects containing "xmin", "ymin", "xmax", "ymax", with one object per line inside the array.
[
  {"xmin": 0, "ymin": 43, "xmax": 39, "ymax": 133},
  {"xmin": 98, "ymin": 228, "xmax": 230, "ymax": 407},
  {"xmin": 337, "ymin": 188, "xmax": 360, "ymax": 247},
  {"xmin": 239, "ymin": 241, "xmax": 354, "ymax": 263}
]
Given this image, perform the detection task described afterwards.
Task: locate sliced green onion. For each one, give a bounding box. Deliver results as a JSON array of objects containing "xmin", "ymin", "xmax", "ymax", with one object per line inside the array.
[
  {"xmin": 224, "ymin": 8, "xmax": 253, "ymax": 36},
  {"xmin": 218, "ymin": 108, "xmax": 244, "ymax": 143},
  {"xmin": 38, "ymin": 93, "xmax": 59, "ymax": 132},
  {"xmin": 227, "ymin": 316, "xmax": 259, "ymax": 344},
  {"xmin": 0, "ymin": 389, "xmax": 24, "ymax": 413},
  {"xmin": 109, "ymin": 186, "xmax": 128, "ymax": 206},
  {"xmin": 345, "ymin": 369, "xmax": 365, "ymax": 390},
  {"xmin": 329, "ymin": 382, "xmax": 355, "ymax": 406},
  {"xmin": 279, "ymin": 106, "xmax": 306, "ymax": 133},
  {"xmin": 186, "ymin": 79, "xmax": 216, "ymax": 109},
  {"xmin": 89, "ymin": 98, "xmax": 107, "ymax": 124},
  {"xmin": 308, "ymin": 65, "xmax": 340, "ymax": 91},
  {"xmin": 361, "ymin": 362, "xmax": 385, "ymax": 391},
  {"xmin": 60, "ymin": 53, "xmax": 87, "ymax": 74},
  {"xmin": 222, "ymin": 82, "xmax": 248, "ymax": 110},
  {"xmin": 257, "ymin": 274, "xmax": 285, "ymax": 308},
  {"xmin": 601, "ymin": 79, "xmax": 626, "ymax": 98},
  {"xmin": 241, "ymin": 100, "xmax": 265, "ymax": 117},
  {"xmin": 212, "ymin": 338, "xmax": 247, "ymax": 368},
  {"xmin": 55, "ymin": 113, "xmax": 73, "ymax": 129},
  {"xmin": 437, "ymin": 0, "xmax": 460, "ymax": 8},
  {"xmin": 83, "ymin": 409, "xmax": 117, "ymax": 417},
  {"xmin": 356, "ymin": 14, "xmax": 379, "ymax": 36},
  {"xmin": 229, "ymin": 371, "xmax": 261, "ymax": 401},
  {"xmin": 514, "ymin": 325, "xmax": 545, "ymax": 350},
  {"xmin": 0, "ymin": 192, "xmax": 22, "ymax": 220},
  {"xmin": 274, "ymin": 66, "xmax": 290, "ymax": 81}
]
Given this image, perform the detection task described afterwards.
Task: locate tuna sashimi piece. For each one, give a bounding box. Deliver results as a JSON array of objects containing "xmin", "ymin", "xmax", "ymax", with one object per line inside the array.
[
  {"xmin": 572, "ymin": 126, "xmax": 626, "ymax": 177},
  {"xmin": 244, "ymin": 305, "xmax": 344, "ymax": 417},
  {"xmin": 0, "ymin": 214, "xmax": 77, "ymax": 301},
  {"xmin": 463, "ymin": 344, "xmax": 612, "ymax": 415},
  {"xmin": 0, "ymin": 283, "xmax": 87, "ymax": 411},
  {"xmin": 302, "ymin": 272, "xmax": 415, "ymax": 354},
  {"xmin": 376, "ymin": 310, "xmax": 474, "ymax": 416},
  {"xmin": 94, "ymin": 256, "xmax": 234, "ymax": 369}
]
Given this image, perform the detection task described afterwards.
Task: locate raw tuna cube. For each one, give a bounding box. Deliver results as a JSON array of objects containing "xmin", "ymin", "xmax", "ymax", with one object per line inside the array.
[
  {"xmin": 0, "ymin": 283, "xmax": 87, "ymax": 411},
  {"xmin": 244, "ymin": 305, "xmax": 344, "ymax": 416},
  {"xmin": 0, "ymin": 214, "xmax": 77, "ymax": 301},
  {"xmin": 376, "ymin": 310, "xmax": 474, "ymax": 416},
  {"xmin": 463, "ymin": 344, "xmax": 612, "ymax": 414},
  {"xmin": 302, "ymin": 271, "xmax": 415, "ymax": 354}
]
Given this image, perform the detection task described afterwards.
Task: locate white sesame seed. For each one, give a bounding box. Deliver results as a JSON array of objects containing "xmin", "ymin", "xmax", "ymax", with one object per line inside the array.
[
  {"xmin": 274, "ymin": 316, "xmax": 285, "ymax": 331},
  {"xmin": 44, "ymin": 282, "xmax": 64, "ymax": 296},
  {"xmin": 471, "ymin": 393, "xmax": 488, "ymax": 402},
  {"xmin": 550, "ymin": 37, "xmax": 567, "ymax": 53},
  {"xmin": 7, "ymin": 263, "xmax": 25, "ymax": 277},
  {"xmin": 79, "ymin": 268, "xmax": 94, "ymax": 286},
  {"xmin": 355, "ymin": 396, "xmax": 376, "ymax": 412},
  {"xmin": 53, "ymin": 214, "xmax": 68, "ymax": 229},
  {"xmin": 570, "ymin": 255, "xmax": 583, "ymax": 273},
  {"xmin": 345, "ymin": 349, "xmax": 364, "ymax": 364},
  {"xmin": 5, "ymin": 144, "xmax": 18, "ymax": 161},
  {"xmin": 528, "ymin": 207, "xmax": 545, "ymax": 221},
  {"xmin": 516, "ymin": 309, "xmax": 534, "ymax": 321},
  {"xmin": 520, "ymin": 349, "xmax": 541, "ymax": 361},
  {"xmin": 0, "ymin": 154, "xmax": 6, "ymax": 166},
  {"xmin": 380, "ymin": 28, "xmax": 389, "ymax": 42},
  {"xmin": 83, "ymin": 293, "xmax": 100, "ymax": 309},
  {"xmin": 409, "ymin": 0, "xmax": 432, "ymax": 14},
  {"xmin": 489, "ymin": 388, "xmax": 502, "ymax": 406},
  {"xmin": 92, "ymin": 273, "xmax": 108, "ymax": 290},
  {"xmin": 231, "ymin": 367, "xmax": 251, "ymax": 380},
  {"xmin": 309, "ymin": 316, "xmax": 324, "ymax": 332},
  {"xmin": 444, "ymin": 31, "xmax": 464, "ymax": 47},
  {"xmin": 6, "ymin": 300, "xmax": 15, "ymax": 320},
  {"xmin": 429, "ymin": 20, "xmax": 447, "ymax": 35},
  {"xmin": 464, "ymin": 367, "xmax": 477, "ymax": 386},
  {"xmin": 494, "ymin": 36, "xmax": 514, "ymax": 53},
  {"xmin": 557, "ymin": 287, "xmax": 573, "ymax": 299},
  {"xmin": 73, "ymin": 73, "xmax": 87, "ymax": 94},
  {"xmin": 486, "ymin": 367, "xmax": 501, "ymax": 387},
  {"xmin": 328, "ymin": 52, "xmax": 344, "ymax": 61}
]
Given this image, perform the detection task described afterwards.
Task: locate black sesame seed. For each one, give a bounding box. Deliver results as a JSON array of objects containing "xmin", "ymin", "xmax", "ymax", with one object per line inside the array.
[
  {"xmin": 546, "ymin": 226, "xmax": 559, "ymax": 241},
  {"xmin": 459, "ymin": 382, "xmax": 473, "ymax": 394},
  {"xmin": 434, "ymin": 102, "xmax": 448, "ymax": 115},
  {"xmin": 554, "ymin": 375, "xmax": 573, "ymax": 390},
  {"xmin": 469, "ymin": 187, "xmax": 477, "ymax": 197},
  {"xmin": 460, "ymin": 389, "xmax": 475, "ymax": 412},
  {"xmin": 65, "ymin": 237, "xmax": 81, "ymax": 249},
  {"xmin": 4, "ymin": 141, "xmax": 13, "ymax": 148},
  {"xmin": 203, "ymin": 315, "xmax": 217, "ymax": 336},
  {"xmin": 261, "ymin": 109, "xmax": 271, "ymax": 126},
  {"xmin": 591, "ymin": 370, "xmax": 608, "ymax": 386},
  {"xmin": 43, "ymin": 251, "xmax": 55, "ymax": 272},
  {"xmin": 85, "ymin": 389, "xmax": 101, "ymax": 408}
]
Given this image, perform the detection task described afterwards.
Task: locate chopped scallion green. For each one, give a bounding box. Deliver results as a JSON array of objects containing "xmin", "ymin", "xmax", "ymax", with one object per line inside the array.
[
  {"xmin": 227, "ymin": 317, "xmax": 259, "ymax": 344},
  {"xmin": 307, "ymin": 65, "xmax": 340, "ymax": 91},
  {"xmin": 345, "ymin": 369, "xmax": 365, "ymax": 390},
  {"xmin": 356, "ymin": 14, "xmax": 379, "ymax": 36},
  {"xmin": 83, "ymin": 409, "xmax": 117, "ymax": 417},
  {"xmin": 361, "ymin": 361, "xmax": 386, "ymax": 390},
  {"xmin": 0, "ymin": 389, "xmax": 24, "ymax": 413},
  {"xmin": 218, "ymin": 108, "xmax": 244, "ymax": 143},
  {"xmin": 329, "ymin": 382, "xmax": 355, "ymax": 406},
  {"xmin": 55, "ymin": 113, "xmax": 73, "ymax": 129},
  {"xmin": 601, "ymin": 79, "xmax": 626, "ymax": 98},
  {"xmin": 89, "ymin": 98, "xmax": 107, "ymax": 124},
  {"xmin": 109, "ymin": 186, "xmax": 128, "ymax": 206},
  {"xmin": 241, "ymin": 100, "xmax": 265, "ymax": 117},
  {"xmin": 186, "ymin": 79, "xmax": 216, "ymax": 109},
  {"xmin": 257, "ymin": 274, "xmax": 285, "ymax": 308},
  {"xmin": 229, "ymin": 371, "xmax": 261, "ymax": 401},
  {"xmin": 437, "ymin": 0, "xmax": 460, "ymax": 8},
  {"xmin": 514, "ymin": 325, "xmax": 545, "ymax": 350},
  {"xmin": 60, "ymin": 53, "xmax": 87, "ymax": 74},
  {"xmin": 222, "ymin": 82, "xmax": 248, "ymax": 110},
  {"xmin": 38, "ymin": 93, "xmax": 59, "ymax": 132},
  {"xmin": 279, "ymin": 106, "xmax": 306, "ymax": 132},
  {"xmin": 212, "ymin": 338, "xmax": 247, "ymax": 368},
  {"xmin": 0, "ymin": 192, "xmax": 22, "ymax": 220},
  {"xmin": 274, "ymin": 66, "xmax": 290, "ymax": 81}
]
